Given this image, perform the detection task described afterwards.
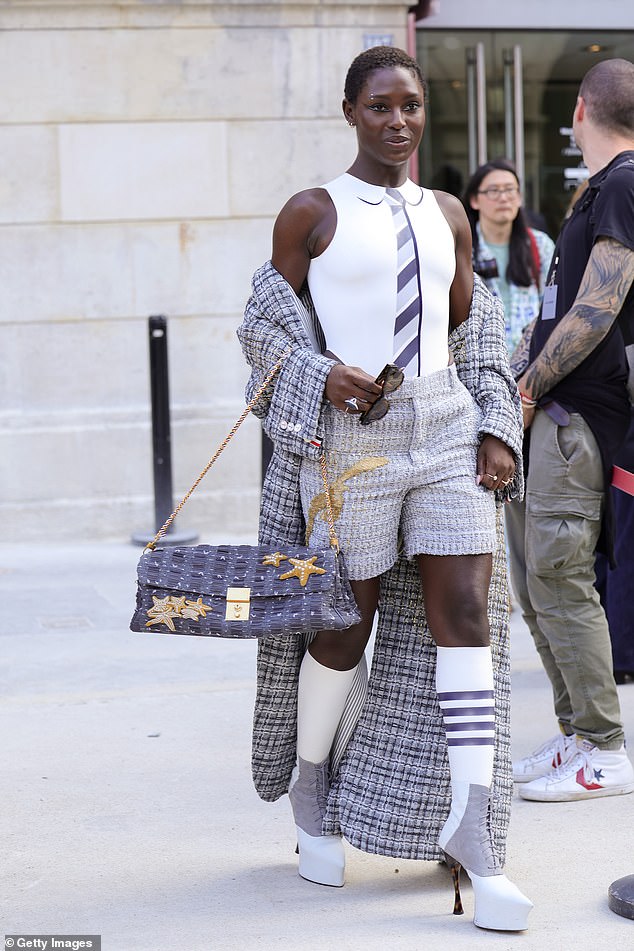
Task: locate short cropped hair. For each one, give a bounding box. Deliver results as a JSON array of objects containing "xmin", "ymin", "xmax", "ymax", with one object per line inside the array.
[
  {"xmin": 579, "ymin": 58, "xmax": 634, "ymax": 136},
  {"xmin": 344, "ymin": 46, "xmax": 426, "ymax": 104}
]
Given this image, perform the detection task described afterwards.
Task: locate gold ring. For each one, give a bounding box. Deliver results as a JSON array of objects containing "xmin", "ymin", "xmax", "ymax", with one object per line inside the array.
[
  {"xmin": 501, "ymin": 479, "xmax": 511, "ymax": 486},
  {"xmin": 486, "ymin": 473, "xmax": 497, "ymax": 479}
]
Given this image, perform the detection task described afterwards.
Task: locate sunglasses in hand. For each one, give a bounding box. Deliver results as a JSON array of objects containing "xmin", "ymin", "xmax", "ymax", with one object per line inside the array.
[{"xmin": 359, "ymin": 363, "xmax": 405, "ymax": 425}]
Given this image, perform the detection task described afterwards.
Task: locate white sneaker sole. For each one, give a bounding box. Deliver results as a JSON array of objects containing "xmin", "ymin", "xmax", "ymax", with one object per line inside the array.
[{"xmin": 520, "ymin": 781, "xmax": 634, "ymax": 802}]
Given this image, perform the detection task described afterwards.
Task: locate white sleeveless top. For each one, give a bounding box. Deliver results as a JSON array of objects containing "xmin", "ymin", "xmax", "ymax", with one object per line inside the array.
[{"xmin": 307, "ymin": 173, "xmax": 455, "ymax": 378}]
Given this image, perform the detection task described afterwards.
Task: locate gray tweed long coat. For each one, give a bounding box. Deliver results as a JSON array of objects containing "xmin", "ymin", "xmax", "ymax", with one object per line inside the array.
[{"xmin": 237, "ymin": 261, "xmax": 523, "ymax": 862}]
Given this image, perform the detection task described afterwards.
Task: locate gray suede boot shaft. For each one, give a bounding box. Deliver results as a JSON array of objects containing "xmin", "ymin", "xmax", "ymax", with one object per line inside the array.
[
  {"xmin": 441, "ymin": 783, "xmax": 503, "ymax": 878},
  {"xmin": 288, "ymin": 755, "xmax": 331, "ymax": 837}
]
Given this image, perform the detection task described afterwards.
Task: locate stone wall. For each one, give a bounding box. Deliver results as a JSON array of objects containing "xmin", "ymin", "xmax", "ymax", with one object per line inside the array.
[{"xmin": 0, "ymin": 1, "xmax": 410, "ymax": 541}]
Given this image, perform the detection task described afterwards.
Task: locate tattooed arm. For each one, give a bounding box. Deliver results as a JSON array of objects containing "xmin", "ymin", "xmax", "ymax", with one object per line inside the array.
[
  {"xmin": 518, "ymin": 236, "xmax": 634, "ymax": 424},
  {"xmin": 509, "ymin": 317, "xmax": 537, "ymax": 379}
]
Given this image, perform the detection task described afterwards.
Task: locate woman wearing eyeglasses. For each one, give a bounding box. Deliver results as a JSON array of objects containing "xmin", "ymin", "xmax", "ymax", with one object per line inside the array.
[
  {"xmin": 463, "ymin": 159, "xmax": 554, "ymax": 360},
  {"xmin": 238, "ymin": 47, "xmax": 532, "ymax": 931},
  {"xmin": 464, "ymin": 161, "xmax": 555, "ymax": 754}
]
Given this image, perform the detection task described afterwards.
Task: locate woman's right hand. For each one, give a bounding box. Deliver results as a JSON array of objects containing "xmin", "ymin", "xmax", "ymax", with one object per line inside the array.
[{"xmin": 325, "ymin": 363, "xmax": 383, "ymax": 415}]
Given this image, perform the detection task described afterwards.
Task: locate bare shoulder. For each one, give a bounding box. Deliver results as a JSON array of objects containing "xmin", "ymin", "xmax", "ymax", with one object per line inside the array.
[
  {"xmin": 274, "ymin": 187, "xmax": 334, "ymax": 236},
  {"xmin": 432, "ymin": 189, "xmax": 470, "ymax": 238},
  {"xmin": 271, "ymin": 187, "xmax": 336, "ymax": 292},
  {"xmin": 432, "ymin": 189, "xmax": 473, "ymax": 326}
]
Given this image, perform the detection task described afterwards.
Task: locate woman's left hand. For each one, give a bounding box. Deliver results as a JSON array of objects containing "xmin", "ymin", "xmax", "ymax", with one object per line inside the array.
[{"xmin": 476, "ymin": 435, "xmax": 515, "ymax": 491}]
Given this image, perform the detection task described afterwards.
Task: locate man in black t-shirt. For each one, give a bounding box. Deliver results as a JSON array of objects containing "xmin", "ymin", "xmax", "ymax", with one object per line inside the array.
[{"xmin": 510, "ymin": 59, "xmax": 634, "ymax": 802}]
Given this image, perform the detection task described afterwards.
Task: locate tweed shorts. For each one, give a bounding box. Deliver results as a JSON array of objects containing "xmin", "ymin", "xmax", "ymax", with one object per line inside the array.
[{"xmin": 300, "ymin": 363, "xmax": 496, "ymax": 580}]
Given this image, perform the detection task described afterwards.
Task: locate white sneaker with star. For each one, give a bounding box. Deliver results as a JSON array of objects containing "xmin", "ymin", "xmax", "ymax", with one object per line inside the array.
[
  {"xmin": 519, "ymin": 738, "xmax": 634, "ymax": 802},
  {"xmin": 512, "ymin": 732, "xmax": 577, "ymax": 783}
]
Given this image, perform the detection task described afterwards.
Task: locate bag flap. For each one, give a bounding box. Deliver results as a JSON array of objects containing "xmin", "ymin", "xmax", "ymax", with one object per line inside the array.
[{"xmin": 137, "ymin": 544, "xmax": 340, "ymax": 598}]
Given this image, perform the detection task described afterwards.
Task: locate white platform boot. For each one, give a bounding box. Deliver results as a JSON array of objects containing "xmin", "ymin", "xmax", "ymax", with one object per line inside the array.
[
  {"xmin": 289, "ymin": 755, "xmax": 345, "ymax": 886},
  {"xmin": 288, "ymin": 651, "xmax": 357, "ymax": 887},
  {"xmin": 436, "ymin": 646, "xmax": 533, "ymax": 931}
]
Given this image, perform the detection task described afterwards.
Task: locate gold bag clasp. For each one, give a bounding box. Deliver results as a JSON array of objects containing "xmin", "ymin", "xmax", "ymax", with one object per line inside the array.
[{"xmin": 225, "ymin": 587, "xmax": 251, "ymax": 621}]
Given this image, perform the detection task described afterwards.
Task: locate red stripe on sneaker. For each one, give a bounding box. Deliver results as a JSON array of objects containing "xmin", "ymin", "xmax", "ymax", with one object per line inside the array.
[{"xmin": 576, "ymin": 767, "xmax": 602, "ymax": 790}]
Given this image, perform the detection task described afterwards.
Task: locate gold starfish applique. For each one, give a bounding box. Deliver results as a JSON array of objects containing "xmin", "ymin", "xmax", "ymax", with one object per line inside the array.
[
  {"xmin": 145, "ymin": 594, "xmax": 213, "ymax": 630},
  {"xmin": 305, "ymin": 455, "xmax": 389, "ymax": 543},
  {"xmin": 181, "ymin": 597, "xmax": 213, "ymax": 620},
  {"xmin": 146, "ymin": 595, "xmax": 179, "ymax": 631},
  {"xmin": 278, "ymin": 556, "xmax": 326, "ymax": 587},
  {"xmin": 262, "ymin": 552, "xmax": 288, "ymax": 567}
]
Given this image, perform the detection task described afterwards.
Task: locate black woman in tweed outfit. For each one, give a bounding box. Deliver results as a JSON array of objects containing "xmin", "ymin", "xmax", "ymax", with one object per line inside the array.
[{"xmin": 238, "ymin": 46, "xmax": 532, "ymax": 932}]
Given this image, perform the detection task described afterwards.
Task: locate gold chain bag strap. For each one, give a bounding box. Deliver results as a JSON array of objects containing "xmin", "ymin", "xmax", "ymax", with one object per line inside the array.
[{"xmin": 130, "ymin": 354, "xmax": 361, "ymax": 638}]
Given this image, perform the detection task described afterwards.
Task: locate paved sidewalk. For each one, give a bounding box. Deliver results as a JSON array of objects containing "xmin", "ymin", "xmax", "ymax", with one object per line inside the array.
[{"xmin": 1, "ymin": 540, "xmax": 633, "ymax": 951}]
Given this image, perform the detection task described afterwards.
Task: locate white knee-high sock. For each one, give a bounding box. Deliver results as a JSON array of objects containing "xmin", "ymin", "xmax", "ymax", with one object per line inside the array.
[
  {"xmin": 296, "ymin": 651, "xmax": 358, "ymax": 764},
  {"xmin": 436, "ymin": 646, "xmax": 496, "ymax": 787}
]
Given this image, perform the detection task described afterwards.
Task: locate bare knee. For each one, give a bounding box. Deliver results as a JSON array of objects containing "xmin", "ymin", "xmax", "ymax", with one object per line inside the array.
[
  {"xmin": 435, "ymin": 586, "xmax": 490, "ymax": 647},
  {"xmin": 310, "ymin": 619, "xmax": 374, "ymax": 670},
  {"xmin": 310, "ymin": 576, "xmax": 378, "ymax": 669},
  {"xmin": 418, "ymin": 554, "xmax": 491, "ymax": 648}
]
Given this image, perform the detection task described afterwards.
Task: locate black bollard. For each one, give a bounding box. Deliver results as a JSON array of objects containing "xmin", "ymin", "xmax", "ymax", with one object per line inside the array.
[
  {"xmin": 131, "ymin": 315, "xmax": 198, "ymax": 547},
  {"xmin": 149, "ymin": 315, "xmax": 173, "ymax": 530}
]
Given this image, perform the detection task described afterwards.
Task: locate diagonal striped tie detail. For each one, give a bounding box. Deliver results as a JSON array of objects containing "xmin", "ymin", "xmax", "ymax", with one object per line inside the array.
[{"xmin": 385, "ymin": 187, "xmax": 422, "ymax": 377}]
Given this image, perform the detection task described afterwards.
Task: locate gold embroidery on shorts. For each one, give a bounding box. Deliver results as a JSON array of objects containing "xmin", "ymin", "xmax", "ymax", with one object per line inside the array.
[{"xmin": 305, "ymin": 455, "xmax": 389, "ymax": 544}]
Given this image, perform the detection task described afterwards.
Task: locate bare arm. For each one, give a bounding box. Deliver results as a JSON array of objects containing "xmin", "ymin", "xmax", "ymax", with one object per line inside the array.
[
  {"xmin": 434, "ymin": 190, "xmax": 474, "ymax": 328},
  {"xmin": 270, "ymin": 188, "xmax": 335, "ymax": 294},
  {"xmin": 519, "ymin": 236, "xmax": 634, "ymax": 399},
  {"xmin": 509, "ymin": 317, "xmax": 536, "ymax": 379},
  {"xmin": 270, "ymin": 187, "xmax": 381, "ymax": 412}
]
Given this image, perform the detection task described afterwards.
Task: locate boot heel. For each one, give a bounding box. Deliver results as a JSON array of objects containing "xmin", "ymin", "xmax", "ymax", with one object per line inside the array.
[
  {"xmin": 439, "ymin": 783, "xmax": 533, "ymax": 931},
  {"xmin": 443, "ymin": 851, "xmax": 464, "ymax": 915}
]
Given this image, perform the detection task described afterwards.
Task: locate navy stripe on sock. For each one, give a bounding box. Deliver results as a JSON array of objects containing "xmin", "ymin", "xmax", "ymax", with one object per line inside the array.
[
  {"xmin": 447, "ymin": 736, "xmax": 495, "ymax": 746},
  {"xmin": 440, "ymin": 706, "xmax": 495, "ymax": 718},
  {"xmin": 437, "ymin": 690, "xmax": 494, "ymax": 701},
  {"xmin": 444, "ymin": 721, "xmax": 495, "ymax": 732}
]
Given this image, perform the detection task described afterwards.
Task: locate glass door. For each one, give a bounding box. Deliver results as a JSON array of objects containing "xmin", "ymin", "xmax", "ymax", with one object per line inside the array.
[
  {"xmin": 417, "ymin": 30, "xmax": 634, "ymax": 237},
  {"xmin": 463, "ymin": 39, "xmax": 525, "ymax": 185}
]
